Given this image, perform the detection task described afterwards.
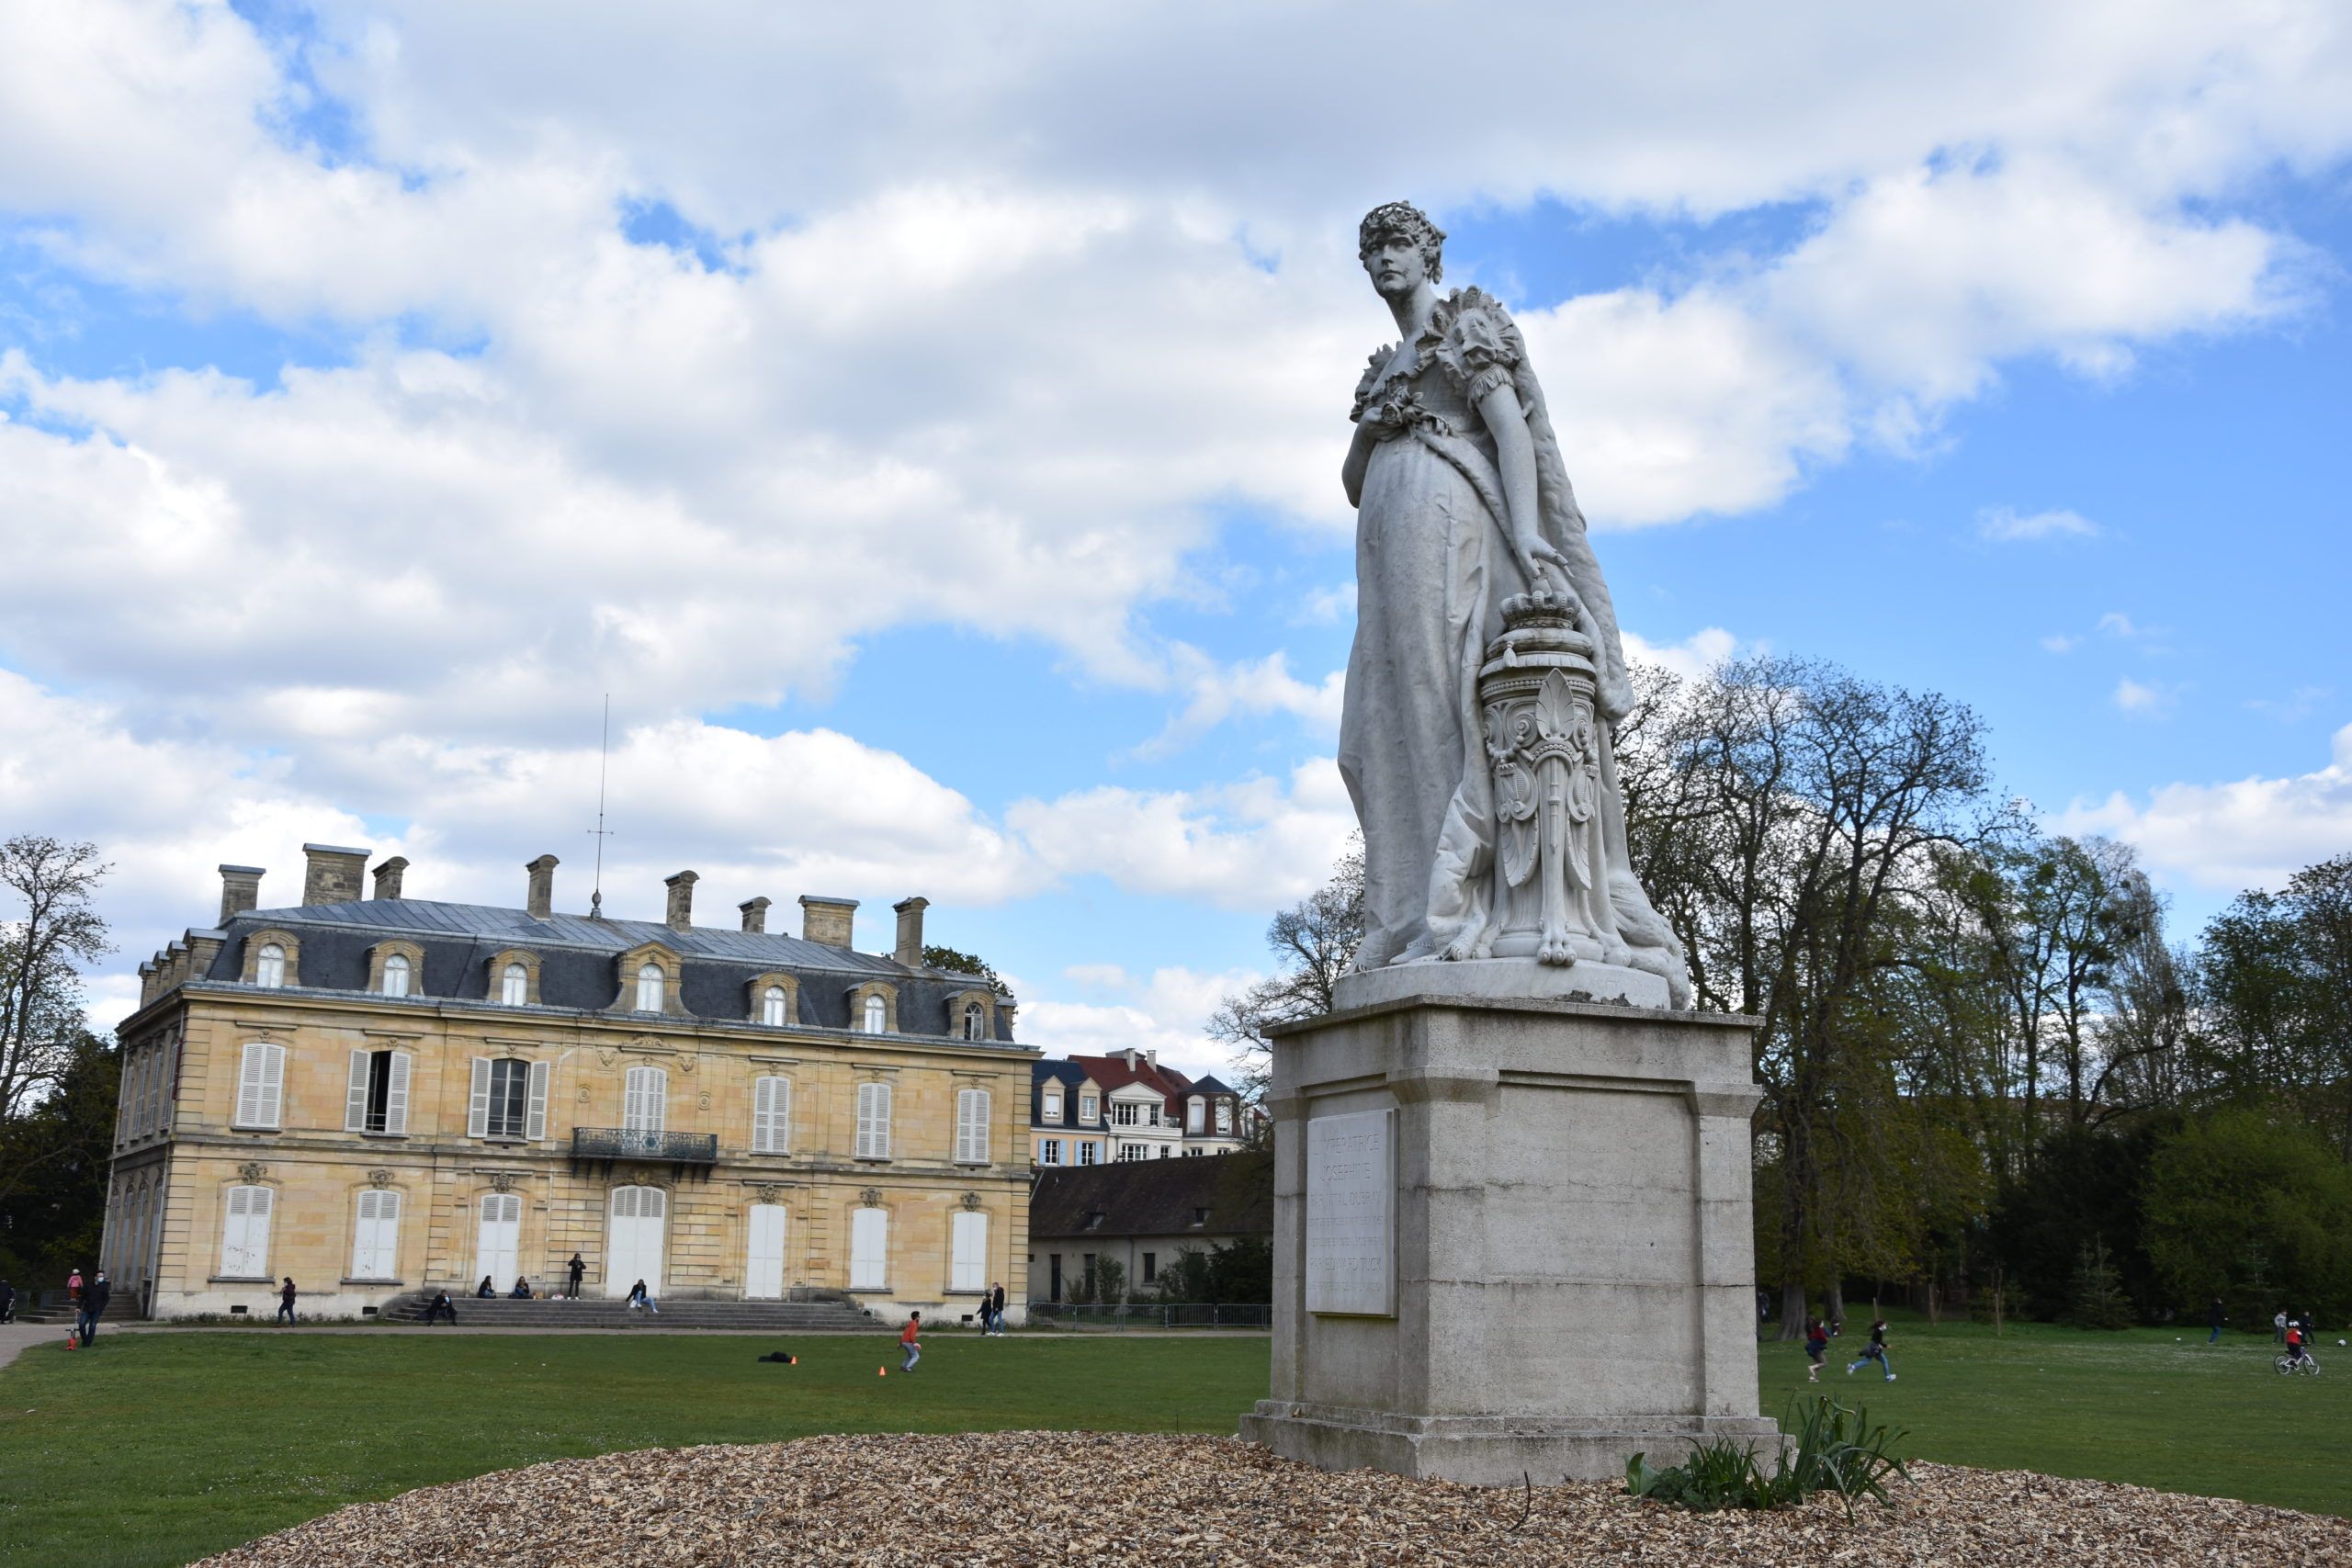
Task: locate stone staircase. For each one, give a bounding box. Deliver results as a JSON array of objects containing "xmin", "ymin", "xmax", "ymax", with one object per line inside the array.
[{"xmin": 377, "ymin": 1291, "xmax": 879, "ymax": 1330}]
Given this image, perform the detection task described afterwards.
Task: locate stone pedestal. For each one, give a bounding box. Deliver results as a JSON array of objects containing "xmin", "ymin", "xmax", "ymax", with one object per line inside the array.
[{"xmin": 1238, "ymin": 987, "xmax": 1775, "ymax": 1484}]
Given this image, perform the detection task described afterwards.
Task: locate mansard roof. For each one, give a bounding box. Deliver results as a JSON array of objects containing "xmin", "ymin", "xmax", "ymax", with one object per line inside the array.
[
  {"xmin": 1029, "ymin": 1150, "xmax": 1272, "ymax": 1240},
  {"xmin": 190, "ymin": 897, "xmax": 1020, "ymax": 1042}
]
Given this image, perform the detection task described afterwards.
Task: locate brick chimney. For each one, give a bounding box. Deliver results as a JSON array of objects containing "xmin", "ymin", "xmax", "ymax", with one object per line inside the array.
[
  {"xmin": 664, "ymin": 870, "xmax": 698, "ymax": 932},
  {"xmin": 371, "ymin": 856, "xmax": 410, "ymax": 900},
  {"xmin": 526, "ymin": 854, "xmax": 559, "ymax": 919},
  {"xmin": 218, "ymin": 864, "xmax": 265, "ymax": 926},
  {"xmin": 739, "ymin": 896, "xmax": 771, "ymax": 934},
  {"xmin": 301, "ymin": 843, "xmax": 368, "ymax": 908},
  {"xmin": 798, "ymin": 895, "xmax": 857, "ymax": 948},
  {"xmin": 892, "ymin": 896, "xmax": 929, "ymax": 966}
]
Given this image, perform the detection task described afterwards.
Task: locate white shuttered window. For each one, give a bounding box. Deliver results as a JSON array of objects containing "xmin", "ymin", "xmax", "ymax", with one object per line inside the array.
[
  {"xmin": 234, "ymin": 1043, "xmax": 285, "ymax": 1129},
  {"xmin": 863, "ymin": 995, "xmax": 887, "ymax": 1033},
  {"xmin": 220, "ymin": 1185, "xmax": 274, "ymax": 1277},
  {"xmin": 955, "ymin": 1088, "xmax": 989, "ymax": 1164},
  {"xmin": 625, "ymin": 1066, "xmax": 666, "ymax": 1134},
  {"xmin": 350, "ymin": 1190, "xmax": 401, "ymax": 1280},
  {"xmin": 950, "ymin": 1211, "xmax": 987, "ymax": 1292},
  {"xmin": 763, "ymin": 986, "xmax": 787, "ymax": 1026},
  {"xmin": 526, "ymin": 1059, "xmax": 549, "ymax": 1141},
  {"xmin": 849, "ymin": 1206, "xmax": 888, "ymax": 1289},
  {"xmin": 752, "ymin": 1076, "xmax": 791, "ymax": 1154},
  {"xmin": 502, "ymin": 963, "xmax": 528, "ymax": 1005},
  {"xmin": 854, "ymin": 1082, "xmax": 891, "ymax": 1159}
]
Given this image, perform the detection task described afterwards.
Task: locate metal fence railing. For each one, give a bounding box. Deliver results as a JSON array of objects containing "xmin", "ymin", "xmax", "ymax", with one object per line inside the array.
[{"xmin": 1026, "ymin": 1301, "xmax": 1271, "ymax": 1330}]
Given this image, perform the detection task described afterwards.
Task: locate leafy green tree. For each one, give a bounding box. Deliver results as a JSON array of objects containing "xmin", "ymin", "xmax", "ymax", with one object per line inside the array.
[
  {"xmin": 1205, "ymin": 1235, "xmax": 1272, "ymax": 1304},
  {"xmin": 1990, "ymin": 1120, "xmax": 2170, "ymax": 1320},
  {"xmin": 921, "ymin": 946, "xmax": 1012, "ymax": 997},
  {"xmin": 2142, "ymin": 1108, "xmax": 2352, "ymax": 1324},
  {"xmin": 0, "ymin": 1028, "xmax": 117, "ymax": 1285},
  {"xmin": 2060, "ymin": 1238, "xmax": 2135, "ymax": 1329},
  {"xmin": 1155, "ymin": 1247, "xmax": 1213, "ymax": 1303}
]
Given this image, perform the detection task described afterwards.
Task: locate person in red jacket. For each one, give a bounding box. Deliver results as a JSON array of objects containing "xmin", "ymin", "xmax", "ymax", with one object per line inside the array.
[{"xmin": 899, "ymin": 1311, "xmax": 922, "ymax": 1372}]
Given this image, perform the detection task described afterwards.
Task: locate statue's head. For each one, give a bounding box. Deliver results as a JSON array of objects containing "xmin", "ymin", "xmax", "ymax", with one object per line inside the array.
[{"xmin": 1359, "ymin": 201, "xmax": 1444, "ymax": 293}]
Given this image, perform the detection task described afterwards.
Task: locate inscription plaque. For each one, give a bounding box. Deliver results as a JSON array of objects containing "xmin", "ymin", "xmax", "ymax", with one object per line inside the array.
[{"xmin": 1306, "ymin": 1108, "xmax": 1395, "ymax": 1316}]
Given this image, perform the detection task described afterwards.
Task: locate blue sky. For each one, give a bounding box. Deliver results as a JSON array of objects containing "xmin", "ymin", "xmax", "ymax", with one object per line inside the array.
[{"xmin": 4, "ymin": 2, "xmax": 2350, "ymax": 1074}]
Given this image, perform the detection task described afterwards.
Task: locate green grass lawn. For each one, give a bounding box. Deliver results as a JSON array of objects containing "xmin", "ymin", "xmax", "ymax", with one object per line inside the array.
[
  {"xmin": 0, "ymin": 1317, "xmax": 2344, "ymax": 1567},
  {"xmin": 0, "ymin": 1331, "xmax": 1269, "ymax": 1568},
  {"xmin": 1755, "ymin": 1314, "xmax": 2348, "ymax": 1519}
]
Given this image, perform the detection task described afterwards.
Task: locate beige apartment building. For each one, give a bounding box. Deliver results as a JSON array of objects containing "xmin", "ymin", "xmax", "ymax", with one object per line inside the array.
[{"xmin": 102, "ymin": 845, "xmax": 1034, "ymax": 1321}]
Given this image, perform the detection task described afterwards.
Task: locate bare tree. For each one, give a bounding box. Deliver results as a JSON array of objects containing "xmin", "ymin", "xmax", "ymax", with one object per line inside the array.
[
  {"xmin": 0, "ymin": 836, "xmax": 111, "ymax": 1128},
  {"xmin": 1207, "ymin": 839, "xmax": 1363, "ymax": 1100}
]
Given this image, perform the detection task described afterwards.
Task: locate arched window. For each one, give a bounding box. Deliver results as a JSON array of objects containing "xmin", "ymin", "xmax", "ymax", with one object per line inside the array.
[
  {"xmin": 381, "ymin": 953, "xmax": 411, "ymax": 997},
  {"xmin": 255, "ymin": 943, "xmax": 286, "ymax": 988},
  {"xmin": 963, "ymin": 1001, "xmax": 985, "ymax": 1041},
  {"xmin": 636, "ymin": 962, "xmax": 665, "ymax": 1013},
  {"xmin": 763, "ymin": 985, "xmax": 788, "ymax": 1027},
  {"xmin": 502, "ymin": 962, "xmax": 529, "ymax": 1006},
  {"xmin": 863, "ymin": 995, "xmax": 887, "ymax": 1034}
]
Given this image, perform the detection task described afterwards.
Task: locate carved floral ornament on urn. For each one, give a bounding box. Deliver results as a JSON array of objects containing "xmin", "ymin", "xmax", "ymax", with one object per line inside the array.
[{"xmin": 1333, "ymin": 200, "xmax": 1690, "ymax": 1012}]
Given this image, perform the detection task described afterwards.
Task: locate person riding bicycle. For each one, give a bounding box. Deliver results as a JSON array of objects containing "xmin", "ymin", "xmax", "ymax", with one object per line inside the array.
[{"xmin": 2285, "ymin": 1323, "xmax": 2310, "ymax": 1364}]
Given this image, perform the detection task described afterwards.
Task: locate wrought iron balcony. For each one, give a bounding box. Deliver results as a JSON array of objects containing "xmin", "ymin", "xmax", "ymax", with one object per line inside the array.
[{"xmin": 570, "ymin": 1127, "xmax": 719, "ymax": 1179}]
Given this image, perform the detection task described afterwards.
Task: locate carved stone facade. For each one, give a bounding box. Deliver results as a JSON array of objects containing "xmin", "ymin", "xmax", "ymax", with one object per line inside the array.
[{"xmin": 103, "ymin": 874, "xmax": 1035, "ymax": 1322}]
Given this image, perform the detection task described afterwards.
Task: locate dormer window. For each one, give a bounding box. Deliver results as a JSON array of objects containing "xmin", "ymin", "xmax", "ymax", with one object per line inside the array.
[
  {"xmin": 636, "ymin": 963, "xmax": 665, "ymax": 1013},
  {"xmin": 502, "ymin": 963, "xmax": 528, "ymax": 1006},
  {"xmin": 763, "ymin": 985, "xmax": 788, "ymax": 1027},
  {"xmin": 381, "ymin": 954, "xmax": 411, "ymax": 998},
  {"xmin": 963, "ymin": 1001, "xmax": 986, "ymax": 1041},
  {"xmin": 255, "ymin": 943, "xmax": 286, "ymax": 988},
  {"xmin": 1186, "ymin": 1097, "xmax": 1204, "ymax": 1134},
  {"xmin": 1080, "ymin": 1092, "xmax": 1098, "ymax": 1123},
  {"xmin": 1043, "ymin": 1090, "xmax": 1063, "ymax": 1122},
  {"xmin": 864, "ymin": 995, "xmax": 887, "ymax": 1034},
  {"xmin": 1216, "ymin": 1100, "xmax": 1233, "ymax": 1134}
]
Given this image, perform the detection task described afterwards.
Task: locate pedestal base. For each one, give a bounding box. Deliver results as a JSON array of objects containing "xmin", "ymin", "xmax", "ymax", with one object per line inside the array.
[
  {"xmin": 1245, "ymin": 991, "xmax": 1770, "ymax": 1487},
  {"xmin": 1333, "ymin": 955, "xmax": 1670, "ymax": 1013},
  {"xmin": 1239, "ymin": 1402, "xmax": 1785, "ymax": 1485}
]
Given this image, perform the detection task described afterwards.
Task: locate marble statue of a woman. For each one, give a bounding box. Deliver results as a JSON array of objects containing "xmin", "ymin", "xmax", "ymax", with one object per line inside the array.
[{"xmin": 1337, "ymin": 202, "xmax": 1689, "ymax": 1006}]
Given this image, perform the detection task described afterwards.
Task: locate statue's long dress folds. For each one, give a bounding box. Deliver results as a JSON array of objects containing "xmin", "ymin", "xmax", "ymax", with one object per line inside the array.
[{"xmin": 1340, "ymin": 288, "xmax": 1662, "ymax": 975}]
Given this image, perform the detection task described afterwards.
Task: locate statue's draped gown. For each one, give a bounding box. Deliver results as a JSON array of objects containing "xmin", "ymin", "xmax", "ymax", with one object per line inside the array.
[{"xmin": 1340, "ymin": 288, "xmax": 1657, "ymax": 972}]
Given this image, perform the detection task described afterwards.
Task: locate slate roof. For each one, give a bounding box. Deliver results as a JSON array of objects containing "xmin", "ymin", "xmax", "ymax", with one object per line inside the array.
[
  {"xmin": 193, "ymin": 898, "xmax": 1021, "ymax": 1042},
  {"xmin": 1028, "ymin": 1149, "xmax": 1272, "ymax": 1240}
]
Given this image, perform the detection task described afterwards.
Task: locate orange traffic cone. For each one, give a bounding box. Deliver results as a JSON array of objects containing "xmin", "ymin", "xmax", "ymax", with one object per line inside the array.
[
  {"xmin": 877, "ymin": 1366, "xmax": 887, "ymax": 1377},
  {"xmin": 789, "ymin": 1355, "xmax": 797, "ymax": 1365}
]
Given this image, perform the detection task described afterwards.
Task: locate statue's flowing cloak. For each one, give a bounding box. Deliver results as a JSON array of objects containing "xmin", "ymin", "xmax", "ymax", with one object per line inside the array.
[{"xmin": 1343, "ymin": 288, "xmax": 1679, "ymax": 978}]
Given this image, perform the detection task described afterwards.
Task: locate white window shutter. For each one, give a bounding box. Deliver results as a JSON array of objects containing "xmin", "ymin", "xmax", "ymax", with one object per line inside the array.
[
  {"xmin": 345, "ymin": 1050, "xmax": 370, "ymax": 1132},
  {"xmin": 956, "ymin": 1089, "xmax": 989, "ymax": 1164},
  {"xmin": 239, "ymin": 1043, "xmax": 285, "ymax": 1130},
  {"xmin": 856, "ymin": 1082, "xmax": 891, "ymax": 1159},
  {"xmin": 952, "ymin": 1211, "xmax": 986, "ymax": 1292},
  {"xmin": 468, "ymin": 1057, "xmax": 492, "ymax": 1139},
  {"xmin": 754, "ymin": 1077, "xmax": 788, "ymax": 1154},
  {"xmin": 526, "ymin": 1059, "xmax": 550, "ymax": 1142},
  {"xmin": 386, "ymin": 1052, "xmax": 412, "ymax": 1134},
  {"xmin": 236, "ymin": 1044, "xmax": 263, "ymax": 1126}
]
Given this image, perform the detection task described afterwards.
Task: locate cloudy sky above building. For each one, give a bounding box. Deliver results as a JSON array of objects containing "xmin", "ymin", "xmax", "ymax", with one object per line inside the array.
[{"xmin": 4, "ymin": 1, "xmax": 2349, "ymax": 1077}]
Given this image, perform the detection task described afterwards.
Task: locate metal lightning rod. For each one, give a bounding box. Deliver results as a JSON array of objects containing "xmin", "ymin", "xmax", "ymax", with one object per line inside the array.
[{"xmin": 587, "ymin": 694, "xmax": 615, "ymax": 919}]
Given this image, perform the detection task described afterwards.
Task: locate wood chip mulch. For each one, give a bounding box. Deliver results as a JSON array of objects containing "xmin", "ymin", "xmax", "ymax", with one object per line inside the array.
[{"xmin": 193, "ymin": 1431, "xmax": 2352, "ymax": 1565}]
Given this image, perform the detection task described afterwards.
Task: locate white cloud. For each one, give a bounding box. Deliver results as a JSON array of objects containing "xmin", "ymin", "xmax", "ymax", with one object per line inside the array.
[
  {"xmin": 1131, "ymin": 650, "xmax": 1345, "ymax": 760},
  {"xmin": 1623, "ymin": 626, "xmax": 1741, "ymax": 683},
  {"xmin": 2112, "ymin": 677, "xmax": 2175, "ymax": 716},
  {"xmin": 1978, "ymin": 504, "xmax": 2100, "ymax": 541},
  {"xmin": 2099, "ymin": 612, "xmax": 2147, "ymax": 637},
  {"xmin": 1016, "ymin": 964, "xmax": 1264, "ymax": 1084},
  {"xmin": 2056, "ymin": 722, "xmax": 2352, "ymax": 893},
  {"xmin": 1009, "ymin": 759, "xmax": 1354, "ymax": 911},
  {"xmin": 2041, "ymin": 634, "xmax": 2083, "ymax": 654}
]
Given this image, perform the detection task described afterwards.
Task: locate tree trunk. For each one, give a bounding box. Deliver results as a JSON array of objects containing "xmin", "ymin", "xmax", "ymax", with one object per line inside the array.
[
  {"xmin": 1779, "ymin": 1280, "xmax": 1808, "ymax": 1340},
  {"xmin": 1825, "ymin": 1280, "xmax": 1847, "ymax": 1335}
]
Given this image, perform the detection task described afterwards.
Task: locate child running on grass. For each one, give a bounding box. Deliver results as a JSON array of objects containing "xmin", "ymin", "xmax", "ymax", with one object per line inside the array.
[
  {"xmin": 1804, "ymin": 1316, "xmax": 1829, "ymax": 1382},
  {"xmin": 900, "ymin": 1310, "xmax": 922, "ymax": 1371},
  {"xmin": 1846, "ymin": 1317, "xmax": 1895, "ymax": 1382}
]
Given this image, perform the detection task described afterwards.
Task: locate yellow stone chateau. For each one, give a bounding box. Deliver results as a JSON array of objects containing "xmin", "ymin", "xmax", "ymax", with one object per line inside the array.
[{"xmin": 102, "ymin": 845, "xmax": 1033, "ymax": 1321}]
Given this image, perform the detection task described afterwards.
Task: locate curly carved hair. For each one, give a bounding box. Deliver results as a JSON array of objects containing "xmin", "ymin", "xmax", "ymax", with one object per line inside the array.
[{"xmin": 1358, "ymin": 201, "xmax": 1444, "ymax": 284}]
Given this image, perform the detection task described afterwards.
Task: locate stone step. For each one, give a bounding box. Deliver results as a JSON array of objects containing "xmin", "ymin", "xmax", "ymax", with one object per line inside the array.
[{"xmin": 374, "ymin": 1292, "xmax": 881, "ymax": 1330}]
